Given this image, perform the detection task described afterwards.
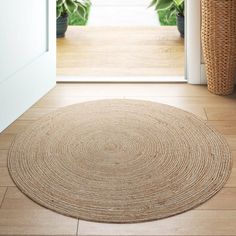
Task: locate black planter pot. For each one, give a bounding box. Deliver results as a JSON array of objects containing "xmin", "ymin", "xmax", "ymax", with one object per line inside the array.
[
  {"xmin": 57, "ymin": 14, "xmax": 68, "ymax": 38},
  {"xmin": 176, "ymin": 14, "xmax": 184, "ymax": 38}
]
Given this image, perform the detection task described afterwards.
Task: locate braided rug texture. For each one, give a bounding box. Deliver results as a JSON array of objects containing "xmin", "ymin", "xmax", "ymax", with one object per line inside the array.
[{"xmin": 8, "ymin": 100, "xmax": 232, "ymax": 223}]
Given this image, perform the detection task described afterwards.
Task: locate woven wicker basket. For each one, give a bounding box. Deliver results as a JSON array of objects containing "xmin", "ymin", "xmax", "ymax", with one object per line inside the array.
[{"xmin": 201, "ymin": 0, "xmax": 236, "ymax": 95}]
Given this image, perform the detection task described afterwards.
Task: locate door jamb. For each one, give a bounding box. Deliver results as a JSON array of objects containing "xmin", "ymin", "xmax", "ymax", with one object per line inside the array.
[
  {"xmin": 186, "ymin": 0, "xmax": 203, "ymax": 84},
  {"xmin": 57, "ymin": 1, "xmax": 202, "ymax": 83}
]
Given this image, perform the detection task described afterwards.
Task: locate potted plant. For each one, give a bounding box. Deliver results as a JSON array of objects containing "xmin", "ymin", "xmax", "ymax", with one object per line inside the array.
[
  {"xmin": 57, "ymin": 0, "xmax": 90, "ymax": 38},
  {"xmin": 149, "ymin": 0, "xmax": 185, "ymax": 38}
]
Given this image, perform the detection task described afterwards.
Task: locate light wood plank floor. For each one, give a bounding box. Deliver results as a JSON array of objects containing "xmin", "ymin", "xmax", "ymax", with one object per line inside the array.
[
  {"xmin": 0, "ymin": 83, "xmax": 236, "ymax": 235},
  {"xmin": 57, "ymin": 26, "xmax": 185, "ymax": 77}
]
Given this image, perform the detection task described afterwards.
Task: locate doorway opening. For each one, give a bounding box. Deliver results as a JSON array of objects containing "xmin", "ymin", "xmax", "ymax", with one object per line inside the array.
[{"xmin": 56, "ymin": 0, "xmax": 186, "ymax": 82}]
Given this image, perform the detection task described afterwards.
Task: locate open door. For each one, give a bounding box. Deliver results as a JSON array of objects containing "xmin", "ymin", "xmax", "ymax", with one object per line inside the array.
[{"xmin": 0, "ymin": 0, "xmax": 56, "ymax": 132}]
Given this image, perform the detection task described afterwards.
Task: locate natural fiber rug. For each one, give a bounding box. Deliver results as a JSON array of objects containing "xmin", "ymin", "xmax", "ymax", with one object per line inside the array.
[{"xmin": 8, "ymin": 100, "xmax": 232, "ymax": 223}]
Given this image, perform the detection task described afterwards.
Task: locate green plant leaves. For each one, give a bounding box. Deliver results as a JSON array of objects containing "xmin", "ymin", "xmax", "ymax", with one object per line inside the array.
[
  {"xmin": 64, "ymin": 0, "xmax": 77, "ymax": 14},
  {"xmin": 173, "ymin": 0, "xmax": 184, "ymax": 6},
  {"xmin": 149, "ymin": 0, "xmax": 184, "ymax": 23},
  {"xmin": 57, "ymin": 0, "xmax": 65, "ymax": 7},
  {"xmin": 56, "ymin": 0, "xmax": 91, "ymax": 19}
]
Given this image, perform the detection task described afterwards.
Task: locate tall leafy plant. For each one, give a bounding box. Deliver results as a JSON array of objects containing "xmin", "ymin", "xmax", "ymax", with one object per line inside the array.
[
  {"xmin": 57, "ymin": 0, "xmax": 90, "ymax": 20},
  {"xmin": 149, "ymin": 0, "xmax": 184, "ymax": 23}
]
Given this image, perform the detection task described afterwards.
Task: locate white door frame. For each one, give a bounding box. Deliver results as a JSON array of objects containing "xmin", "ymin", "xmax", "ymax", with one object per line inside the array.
[
  {"xmin": 0, "ymin": 0, "xmax": 56, "ymax": 132},
  {"xmin": 58, "ymin": 1, "xmax": 203, "ymax": 84},
  {"xmin": 186, "ymin": 0, "xmax": 205, "ymax": 84}
]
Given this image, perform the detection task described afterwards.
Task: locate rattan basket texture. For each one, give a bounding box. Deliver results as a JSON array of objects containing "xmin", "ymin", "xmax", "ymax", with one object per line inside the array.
[{"xmin": 201, "ymin": 0, "xmax": 236, "ymax": 95}]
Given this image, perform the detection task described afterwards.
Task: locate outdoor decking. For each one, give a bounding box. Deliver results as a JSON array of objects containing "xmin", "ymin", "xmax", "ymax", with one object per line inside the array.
[{"xmin": 57, "ymin": 26, "xmax": 185, "ymax": 77}]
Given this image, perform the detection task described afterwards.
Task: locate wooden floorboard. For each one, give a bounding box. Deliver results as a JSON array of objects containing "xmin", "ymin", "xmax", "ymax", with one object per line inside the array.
[
  {"xmin": 57, "ymin": 26, "xmax": 185, "ymax": 77},
  {"xmin": 0, "ymin": 188, "xmax": 7, "ymax": 208},
  {"xmin": 0, "ymin": 168, "xmax": 15, "ymax": 187},
  {"xmin": 78, "ymin": 211, "xmax": 236, "ymax": 235},
  {"xmin": 0, "ymin": 83, "xmax": 236, "ymax": 235},
  {"xmin": 0, "ymin": 151, "xmax": 7, "ymax": 168},
  {"xmin": 205, "ymin": 107, "xmax": 236, "ymax": 120},
  {"xmin": 0, "ymin": 187, "xmax": 78, "ymax": 235}
]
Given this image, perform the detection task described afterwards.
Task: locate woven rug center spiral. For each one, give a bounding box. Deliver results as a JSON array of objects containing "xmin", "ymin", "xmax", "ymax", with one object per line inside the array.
[{"xmin": 8, "ymin": 100, "xmax": 232, "ymax": 223}]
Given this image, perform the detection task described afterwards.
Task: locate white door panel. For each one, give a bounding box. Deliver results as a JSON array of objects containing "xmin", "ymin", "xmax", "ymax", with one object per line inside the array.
[
  {"xmin": 0, "ymin": 0, "xmax": 56, "ymax": 132},
  {"xmin": 0, "ymin": 0, "xmax": 48, "ymax": 82}
]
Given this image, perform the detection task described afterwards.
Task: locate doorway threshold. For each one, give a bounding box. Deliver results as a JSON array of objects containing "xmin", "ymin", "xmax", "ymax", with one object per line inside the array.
[{"xmin": 57, "ymin": 76, "xmax": 187, "ymax": 83}]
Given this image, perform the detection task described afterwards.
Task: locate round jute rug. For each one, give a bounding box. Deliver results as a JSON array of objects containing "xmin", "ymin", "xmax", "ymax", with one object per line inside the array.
[{"xmin": 8, "ymin": 100, "xmax": 232, "ymax": 223}]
